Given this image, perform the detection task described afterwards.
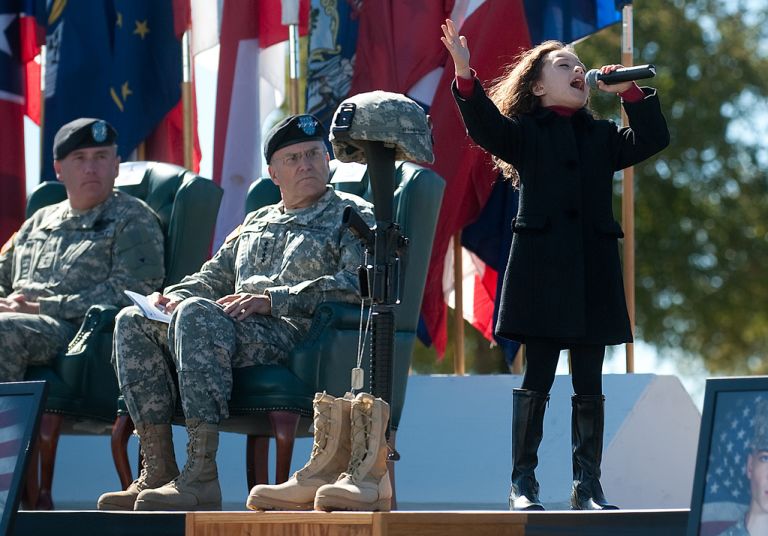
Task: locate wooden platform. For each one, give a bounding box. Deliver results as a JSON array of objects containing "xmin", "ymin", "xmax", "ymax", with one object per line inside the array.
[{"xmin": 185, "ymin": 509, "xmax": 690, "ymax": 536}]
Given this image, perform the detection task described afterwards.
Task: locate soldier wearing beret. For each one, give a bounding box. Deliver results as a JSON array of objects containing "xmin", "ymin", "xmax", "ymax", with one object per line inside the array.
[
  {"xmin": 100, "ymin": 113, "xmax": 374, "ymax": 511},
  {"xmin": 0, "ymin": 118, "xmax": 165, "ymax": 382}
]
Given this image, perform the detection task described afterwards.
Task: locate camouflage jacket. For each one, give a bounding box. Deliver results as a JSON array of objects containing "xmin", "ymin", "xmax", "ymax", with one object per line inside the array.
[
  {"xmin": 165, "ymin": 187, "xmax": 374, "ymax": 319},
  {"xmin": 720, "ymin": 516, "xmax": 749, "ymax": 536},
  {"xmin": 0, "ymin": 190, "xmax": 165, "ymax": 321}
]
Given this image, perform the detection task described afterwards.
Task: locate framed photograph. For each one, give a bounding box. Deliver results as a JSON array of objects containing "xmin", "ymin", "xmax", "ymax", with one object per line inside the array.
[
  {"xmin": 0, "ymin": 382, "xmax": 46, "ymax": 536},
  {"xmin": 688, "ymin": 376, "xmax": 768, "ymax": 536}
]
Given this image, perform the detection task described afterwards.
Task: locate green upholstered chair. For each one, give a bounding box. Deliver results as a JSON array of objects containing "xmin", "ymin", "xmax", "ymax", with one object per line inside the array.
[
  {"xmin": 234, "ymin": 160, "xmax": 444, "ymax": 489},
  {"xmin": 22, "ymin": 162, "xmax": 223, "ymax": 509},
  {"xmin": 108, "ymin": 159, "xmax": 444, "ymax": 498}
]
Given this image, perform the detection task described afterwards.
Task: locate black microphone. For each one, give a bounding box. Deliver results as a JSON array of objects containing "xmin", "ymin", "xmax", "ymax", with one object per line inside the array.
[{"xmin": 585, "ymin": 64, "xmax": 656, "ymax": 89}]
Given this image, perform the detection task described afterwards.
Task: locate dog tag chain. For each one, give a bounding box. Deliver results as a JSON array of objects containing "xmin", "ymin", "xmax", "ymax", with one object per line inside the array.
[{"xmin": 353, "ymin": 249, "xmax": 374, "ymax": 392}]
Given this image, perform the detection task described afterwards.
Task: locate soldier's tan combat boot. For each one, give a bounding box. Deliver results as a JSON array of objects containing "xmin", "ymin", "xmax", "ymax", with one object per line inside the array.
[
  {"xmin": 134, "ymin": 420, "xmax": 221, "ymax": 511},
  {"xmin": 314, "ymin": 392, "xmax": 392, "ymax": 512},
  {"xmin": 97, "ymin": 423, "xmax": 179, "ymax": 510},
  {"xmin": 246, "ymin": 392, "xmax": 352, "ymax": 510}
]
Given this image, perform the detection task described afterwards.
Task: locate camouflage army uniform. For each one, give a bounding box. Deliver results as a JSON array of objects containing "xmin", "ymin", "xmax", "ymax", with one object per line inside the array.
[
  {"xmin": 0, "ymin": 190, "xmax": 165, "ymax": 381},
  {"xmin": 720, "ymin": 515, "xmax": 749, "ymax": 536},
  {"xmin": 113, "ymin": 186, "xmax": 374, "ymax": 425}
]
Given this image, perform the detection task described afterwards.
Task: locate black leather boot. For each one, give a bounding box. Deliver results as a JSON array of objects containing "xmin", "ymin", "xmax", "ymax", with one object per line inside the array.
[
  {"xmin": 509, "ymin": 389, "xmax": 548, "ymax": 511},
  {"xmin": 570, "ymin": 394, "xmax": 618, "ymax": 510}
]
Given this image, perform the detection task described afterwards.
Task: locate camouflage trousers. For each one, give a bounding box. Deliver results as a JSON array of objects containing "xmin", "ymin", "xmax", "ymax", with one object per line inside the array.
[
  {"xmin": 112, "ymin": 297, "xmax": 306, "ymax": 425},
  {"xmin": 0, "ymin": 312, "xmax": 77, "ymax": 381}
]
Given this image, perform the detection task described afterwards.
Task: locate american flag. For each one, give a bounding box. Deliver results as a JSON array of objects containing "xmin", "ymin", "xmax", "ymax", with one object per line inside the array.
[
  {"xmin": 700, "ymin": 391, "xmax": 766, "ymax": 532},
  {"xmin": 0, "ymin": 396, "xmax": 28, "ymax": 513}
]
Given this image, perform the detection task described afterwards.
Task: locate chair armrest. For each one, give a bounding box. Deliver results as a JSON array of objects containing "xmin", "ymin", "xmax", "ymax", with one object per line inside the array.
[
  {"xmin": 287, "ymin": 302, "xmax": 362, "ymax": 390},
  {"xmin": 56, "ymin": 304, "xmax": 120, "ymax": 393},
  {"xmin": 66, "ymin": 304, "xmax": 120, "ymax": 355}
]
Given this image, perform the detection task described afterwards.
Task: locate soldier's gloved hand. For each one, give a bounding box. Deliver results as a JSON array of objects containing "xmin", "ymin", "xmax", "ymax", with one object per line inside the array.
[{"xmin": 217, "ymin": 293, "xmax": 272, "ymax": 320}]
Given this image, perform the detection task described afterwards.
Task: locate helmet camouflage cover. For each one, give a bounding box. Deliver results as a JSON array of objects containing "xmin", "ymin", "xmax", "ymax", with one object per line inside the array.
[{"xmin": 329, "ymin": 90, "xmax": 434, "ymax": 164}]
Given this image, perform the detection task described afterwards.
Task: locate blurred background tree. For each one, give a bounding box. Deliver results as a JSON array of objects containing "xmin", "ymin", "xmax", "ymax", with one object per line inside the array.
[
  {"xmin": 577, "ymin": 0, "xmax": 768, "ymax": 375},
  {"xmin": 413, "ymin": 0, "xmax": 768, "ymax": 375}
]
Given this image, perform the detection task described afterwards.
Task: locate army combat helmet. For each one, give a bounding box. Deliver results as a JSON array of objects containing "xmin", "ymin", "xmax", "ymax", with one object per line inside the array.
[{"xmin": 329, "ymin": 91, "xmax": 433, "ymax": 164}]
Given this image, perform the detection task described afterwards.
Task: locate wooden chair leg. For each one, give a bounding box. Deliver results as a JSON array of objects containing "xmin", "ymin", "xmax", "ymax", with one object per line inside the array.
[
  {"xmin": 387, "ymin": 430, "xmax": 398, "ymax": 511},
  {"xmin": 268, "ymin": 411, "xmax": 300, "ymax": 484},
  {"xmin": 21, "ymin": 434, "xmax": 40, "ymax": 510},
  {"xmin": 111, "ymin": 415, "xmax": 135, "ymax": 490},
  {"xmin": 36, "ymin": 412, "xmax": 64, "ymax": 510},
  {"xmin": 246, "ymin": 435, "xmax": 269, "ymax": 490}
]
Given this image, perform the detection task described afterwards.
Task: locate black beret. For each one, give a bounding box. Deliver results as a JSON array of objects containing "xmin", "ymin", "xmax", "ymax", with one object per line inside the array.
[
  {"xmin": 53, "ymin": 118, "xmax": 118, "ymax": 160},
  {"xmin": 264, "ymin": 114, "xmax": 325, "ymax": 163}
]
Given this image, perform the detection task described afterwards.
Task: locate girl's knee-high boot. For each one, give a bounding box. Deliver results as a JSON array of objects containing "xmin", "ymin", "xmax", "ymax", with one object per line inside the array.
[
  {"xmin": 570, "ymin": 394, "xmax": 618, "ymax": 510},
  {"xmin": 509, "ymin": 389, "xmax": 548, "ymax": 511}
]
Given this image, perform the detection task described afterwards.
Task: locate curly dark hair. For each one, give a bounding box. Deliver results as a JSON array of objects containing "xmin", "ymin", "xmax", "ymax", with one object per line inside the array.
[{"xmin": 487, "ymin": 40, "xmax": 581, "ymax": 186}]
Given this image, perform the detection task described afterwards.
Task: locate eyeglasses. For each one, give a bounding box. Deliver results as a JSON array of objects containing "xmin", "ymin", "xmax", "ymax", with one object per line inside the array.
[{"xmin": 278, "ymin": 147, "xmax": 326, "ymax": 167}]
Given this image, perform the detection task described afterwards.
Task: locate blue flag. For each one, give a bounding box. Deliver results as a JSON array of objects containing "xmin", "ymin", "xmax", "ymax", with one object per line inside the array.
[
  {"xmin": 42, "ymin": 0, "xmax": 181, "ymax": 179},
  {"xmin": 524, "ymin": 0, "xmax": 631, "ymax": 45}
]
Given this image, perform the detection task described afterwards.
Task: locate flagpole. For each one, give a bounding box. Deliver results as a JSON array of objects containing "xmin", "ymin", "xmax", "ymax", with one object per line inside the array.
[
  {"xmin": 621, "ymin": 4, "xmax": 635, "ymax": 373},
  {"xmin": 182, "ymin": 31, "xmax": 193, "ymax": 170},
  {"xmin": 288, "ymin": 25, "xmax": 300, "ymax": 114},
  {"xmin": 453, "ymin": 233, "xmax": 466, "ymax": 375},
  {"xmin": 39, "ymin": 46, "xmax": 45, "ymax": 179},
  {"xmin": 282, "ymin": 0, "xmax": 301, "ymax": 114}
]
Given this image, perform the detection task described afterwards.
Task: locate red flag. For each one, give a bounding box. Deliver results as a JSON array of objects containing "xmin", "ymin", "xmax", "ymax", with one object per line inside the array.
[
  {"xmin": 0, "ymin": 98, "xmax": 24, "ymax": 245},
  {"xmin": 421, "ymin": 0, "xmax": 532, "ymax": 355},
  {"xmin": 350, "ymin": 1, "xmax": 453, "ymax": 95},
  {"xmin": 441, "ymin": 240, "xmax": 498, "ymax": 341},
  {"xmin": 143, "ymin": 0, "xmax": 201, "ymax": 171},
  {"xmin": 20, "ymin": 1, "xmax": 43, "ymax": 124},
  {"xmin": 210, "ymin": 0, "xmax": 309, "ymax": 250},
  {"xmin": 144, "ymin": 98, "xmax": 202, "ymax": 172},
  {"xmin": 347, "ymin": 1, "xmax": 530, "ymax": 355},
  {"xmin": 0, "ymin": 3, "xmax": 42, "ymax": 243}
]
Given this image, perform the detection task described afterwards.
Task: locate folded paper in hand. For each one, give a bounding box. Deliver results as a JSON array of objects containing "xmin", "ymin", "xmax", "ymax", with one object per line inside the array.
[{"xmin": 124, "ymin": 290, "xmax": 172, "ymax": 323}]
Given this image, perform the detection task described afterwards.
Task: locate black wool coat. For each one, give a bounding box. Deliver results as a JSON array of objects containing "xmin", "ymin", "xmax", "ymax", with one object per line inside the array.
[{"xmin": 453, "ymin": 80, "xmax": 670, "ymax": 346}]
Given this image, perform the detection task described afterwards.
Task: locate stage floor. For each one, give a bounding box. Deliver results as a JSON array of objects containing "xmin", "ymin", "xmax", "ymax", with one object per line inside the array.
[{"xmin": 12, "ymin": 509, "xmax": 690, "ymax": 536}]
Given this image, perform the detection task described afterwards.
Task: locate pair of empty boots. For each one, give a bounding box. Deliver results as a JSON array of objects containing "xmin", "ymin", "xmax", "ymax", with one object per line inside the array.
[
  {"xmin": 247, "ymin": 391, "xmax": 392, "ymax": 512},
  {"xmin": 509, "ymin": 389, "xmax": 618, "ymax": 511},
  {"xmin": 97, "ymin": 419, "xmax": 221, "ymax": 511}
]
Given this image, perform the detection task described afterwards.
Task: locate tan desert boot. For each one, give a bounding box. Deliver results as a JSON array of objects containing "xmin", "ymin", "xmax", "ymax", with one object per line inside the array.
[
  {"xmin": 97, "ymin": 423, "xmax": 179, "ymax": 510},
  {"xmin": 134, "ymin": 420, "xmax": 221, "ymax": 511},
  {"xmin": 314, "ymin": 392, "xmax": 392, "ymax": 512},
  {"xmin": 246, "ymin": 392, "xmax": 352, "ymax": 510}
]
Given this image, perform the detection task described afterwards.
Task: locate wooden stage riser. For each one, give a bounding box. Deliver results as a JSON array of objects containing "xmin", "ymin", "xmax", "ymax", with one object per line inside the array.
[
  {"xmin": 186, "ymin": 512, "xmax": 528, "ymax": 536},
  {"xmin": 11, "ymin": 509, "xmax": 691, "ymax": 536}
]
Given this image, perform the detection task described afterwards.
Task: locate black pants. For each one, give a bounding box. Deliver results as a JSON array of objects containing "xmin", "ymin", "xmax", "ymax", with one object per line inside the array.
[{"xmin": 521, "ymin": 338, "xmax": 605, "ymax": 395}]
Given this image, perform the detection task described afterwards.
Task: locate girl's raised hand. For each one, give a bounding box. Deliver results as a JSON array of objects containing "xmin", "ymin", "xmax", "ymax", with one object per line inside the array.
[{"xmin": 440, "ymin": 19, "xmax": 471, "ymax": 78}]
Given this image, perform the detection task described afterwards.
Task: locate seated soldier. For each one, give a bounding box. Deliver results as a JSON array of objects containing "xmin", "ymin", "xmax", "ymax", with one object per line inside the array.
[
  {"xmin": 98, "ymin": 114, "xmax": 375, "ymax": 511},
  {"xmin": 0, "ymin": 118, "xmax": 165, "ymax": 382}
]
